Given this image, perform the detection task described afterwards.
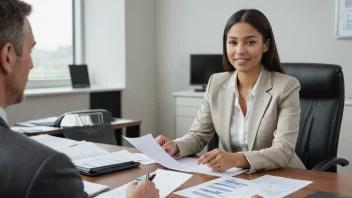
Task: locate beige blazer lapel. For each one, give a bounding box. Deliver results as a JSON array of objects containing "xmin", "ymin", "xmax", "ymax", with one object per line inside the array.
[
  {"xmin": 219, "ymin": 72, "xmax": 235, "ymax": 152},
  {"xmin": 247, "ymin": 69, "xmax": 273, "ymax": 151}
]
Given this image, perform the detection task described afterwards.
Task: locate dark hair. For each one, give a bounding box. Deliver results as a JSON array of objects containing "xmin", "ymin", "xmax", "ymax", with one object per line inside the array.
[
  {"xmin": 0, "ymin": 0, "xmax": 32, "ymax": 56},
  {"xmin": 222, "ymin": 9, "xmax": 284, "ymax": 73}
]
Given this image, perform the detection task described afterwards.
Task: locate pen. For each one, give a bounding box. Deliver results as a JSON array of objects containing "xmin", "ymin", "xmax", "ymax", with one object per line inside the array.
[{"xmin": 148, "ymin": 173, "xmax": 156, "ymax": 181}]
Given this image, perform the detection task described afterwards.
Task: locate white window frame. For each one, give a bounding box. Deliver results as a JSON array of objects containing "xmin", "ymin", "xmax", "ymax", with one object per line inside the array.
[{"xmin": 26, "ymin": 0, "xmax": 84, "ymax": 89}]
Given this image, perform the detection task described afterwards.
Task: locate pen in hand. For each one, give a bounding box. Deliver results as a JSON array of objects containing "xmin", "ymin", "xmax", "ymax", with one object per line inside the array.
[
  {"xmin": 148, "ymin": 173, "xmax": 156, "ymax": 181},
  {"xmin": 135, "ymin": 172, "xmax": 156, "ymax": 183}
]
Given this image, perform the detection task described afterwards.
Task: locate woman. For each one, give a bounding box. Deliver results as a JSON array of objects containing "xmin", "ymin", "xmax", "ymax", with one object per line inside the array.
[{"xmin": 156, "ymin": 9, "xmax": 305, "ymax": 174}]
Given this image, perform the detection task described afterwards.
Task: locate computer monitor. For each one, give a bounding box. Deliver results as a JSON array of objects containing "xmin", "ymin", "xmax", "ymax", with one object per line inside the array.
[{"xmin": 190, "ymin": 54, "xmax": 223, "ymax": 91}]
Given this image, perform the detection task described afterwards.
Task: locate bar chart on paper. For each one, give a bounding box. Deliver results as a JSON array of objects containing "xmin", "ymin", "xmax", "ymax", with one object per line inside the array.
[
  {"xmin": 192, "ymin": 179, "xmax": 247, "ymax": 197},
  {"xmin": 174, "ymin": 177, "xmax": 262, "ymax": 198}
]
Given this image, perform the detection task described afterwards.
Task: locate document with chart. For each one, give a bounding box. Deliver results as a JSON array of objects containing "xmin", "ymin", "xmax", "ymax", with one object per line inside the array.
[
  {"xmin": 174, "ymin": 177, "xmax": 264, "ymax": 198},
  {"xmin": 174, "ymin": 175, "xmax": 312, "ymax": 198}
]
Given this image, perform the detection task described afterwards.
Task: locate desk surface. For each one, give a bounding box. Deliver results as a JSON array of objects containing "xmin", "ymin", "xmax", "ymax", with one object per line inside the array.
[
  {"xmin": 82, "ymin": 144, "xmax": 352, "ymax": 198},
  {"xmin": 25, "ymin": 118, "xmax": 141, "ymax": 136}
]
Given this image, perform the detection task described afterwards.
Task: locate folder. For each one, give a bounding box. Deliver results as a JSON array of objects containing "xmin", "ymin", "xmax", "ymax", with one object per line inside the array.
[{"xmin": 77, "ymin": 161, "xmax": 140, "ymax": 177}]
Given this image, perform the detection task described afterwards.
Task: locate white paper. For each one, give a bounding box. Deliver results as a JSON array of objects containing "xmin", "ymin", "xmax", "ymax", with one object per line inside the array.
[
  {"xmin": 73, "ymin": 150, "xmax": 156, "ymax": 170},
  {"xmin": 96, "ymin": 169, "xmax": 192, "ymax": 198},
  {"xmin": 123, "ymin": 134, "xmax": 246, "ymax": 177},
  {"xmin": 177, "ymin": 157, "xmax": 246, "ymax": 177},
  {"xmin": 250, "ymin": 175, "xmax": 312, "ymax": 198},
  {"xmin": 83, "ymin": 181, "xmax": 109, "ymax": 197},
  {"xmin": 30, "ymin": 134, "xmax": 78, "ymax": 149},
  {"xmin": 30, "ymin": 116, "xmax": 58, "ymax": 124},
  {"xmin": 133, "ymin": 153, "xmax": 156, "ymax": 165},
  {"xmin": 74, "ymin": 150, "xmax": 137, "ymax": 169},
  {"xmin": 11, "ymin": 126, "xmax": 60, "ymax": 133},
  {"xmin": 95, "ymin": 183, "xmax": 129, "ymax": 198},
  {"xmin": 124, "ymin": 134, "xmax": 188, "ymax": 171},
  {"xmin": 174, "ymin": 176, "xmax": 263, "ymax": 198},
  {"xmin": 56, "ymin": 142, "xmax": 109, "ymax": 161},
  {"xmin": 15, "ymin": 117, "xmax": 58, "ymax": 127}
]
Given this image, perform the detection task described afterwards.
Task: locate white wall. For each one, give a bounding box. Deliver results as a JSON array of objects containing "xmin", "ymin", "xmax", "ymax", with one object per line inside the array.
[
  {"xmin": 123, "ymin": 0, "xmax": 157, "ymax": 136},
  {"xmin": 6, "ymin": 94, "xmax": 89, "ymax": 125},
  {"xmin": 84, "ymin": 0, "xmax": 126, "ymax": 88},
  {"xmin": 156, "ymin": 0, "xmax": 352, "ymax": 173}
]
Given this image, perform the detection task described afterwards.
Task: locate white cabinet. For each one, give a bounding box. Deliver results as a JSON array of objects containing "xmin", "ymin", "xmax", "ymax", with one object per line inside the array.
[
  {"xmin": 173, "ymin": 90, "xmax": 204, "ymax": 138},
  {"xmin": 173, "ymin": 90, "xmax": 208, "ymax": 154}
]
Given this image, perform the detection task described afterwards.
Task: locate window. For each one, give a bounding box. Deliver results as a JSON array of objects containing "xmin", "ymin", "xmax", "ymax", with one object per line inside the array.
[{"xmin": 26, "ymin": 0, "xmax": 77, "ymax": 88}]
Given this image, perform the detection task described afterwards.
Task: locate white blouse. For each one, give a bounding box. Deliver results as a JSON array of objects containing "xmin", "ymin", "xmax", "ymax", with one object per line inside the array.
[
  {"xmin": 230, "ymin": 69, "xmax": 262, "ymax": 152},
  {"xmin": 0, "ymin": 106, "xmax": 8, "ymax": 124}
]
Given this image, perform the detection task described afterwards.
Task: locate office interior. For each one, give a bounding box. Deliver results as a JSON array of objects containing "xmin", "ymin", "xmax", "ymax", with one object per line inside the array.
[{"xmin": 6, "ymin": 0, "xmax": 352, "ymax": 175}]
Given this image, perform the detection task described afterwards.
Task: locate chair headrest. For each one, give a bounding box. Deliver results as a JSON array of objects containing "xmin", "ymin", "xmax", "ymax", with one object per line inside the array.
[{"xmin": 282, "ymin": 63, "xmax": 344, "ymax": 99}]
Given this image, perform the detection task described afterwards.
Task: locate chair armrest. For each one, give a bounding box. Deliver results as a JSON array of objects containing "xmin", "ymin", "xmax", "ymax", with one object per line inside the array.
[{"xmin": 312, "ymin": 157, "xmax": 349, "ymax": 172}]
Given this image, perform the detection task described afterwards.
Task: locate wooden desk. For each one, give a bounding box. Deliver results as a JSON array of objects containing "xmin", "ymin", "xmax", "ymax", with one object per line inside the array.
[{"xmin": 82, "ymin": 144, "xmax": 352, "ymax": 197}]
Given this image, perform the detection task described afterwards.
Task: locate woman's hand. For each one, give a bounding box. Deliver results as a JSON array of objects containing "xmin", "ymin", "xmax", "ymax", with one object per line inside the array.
[
  {"xmin": 155, "ymin": 135, "xmax": 179, "ymax": 156},
  {"xmin": 197, "ymin": 149, "xmax": 250, "ymax": 172}
]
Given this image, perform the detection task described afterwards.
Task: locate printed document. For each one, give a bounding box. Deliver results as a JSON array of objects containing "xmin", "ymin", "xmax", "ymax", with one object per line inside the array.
[
  {"xmin": 123, "ymin": 134, "xmax": 246, "ymax": 177},
  {"xmin": 56, "ymin": 142, "xmax": 109, "ymax": 161},
  {"xmin": 83, "ymin": 181, "xmax": 109, "ymax": 197},
  {"xmin": 30, "ymin": 134, "xmax": 78, "ymax": 149},
  {"xmin": 96, "ymin": 169, "xmax": 192, "ymax": 198}
]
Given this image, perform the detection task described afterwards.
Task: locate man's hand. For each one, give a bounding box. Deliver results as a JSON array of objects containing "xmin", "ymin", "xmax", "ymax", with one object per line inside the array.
[
  {"xmin": 155, "ymin": 135, "xmax": 179, "ymax": 156},
  {"xmin": 126, "ymin": 179, "xmax": 159, "ymax": 198},
  {"xmin": 197, "ymin": 149, "xmax": 250, "ymax": 172}
]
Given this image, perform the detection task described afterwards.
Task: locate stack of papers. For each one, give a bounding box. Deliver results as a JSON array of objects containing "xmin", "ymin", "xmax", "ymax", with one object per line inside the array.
[
  {"xmin": 73, "ymin": 150, "xmax": 155, "ymax": 171},
  {"xmin": 83, "ymin": 181, "xmax": 109, "ymax": 197},
  {"xmin": 30, "ymin": 134, "xmax": 155, "ymax": 171},
  {"xmin": 15, "ymin": 116, "xmax": 58, "ymax": 127},
  {"xmin": 96, "ymin": 169, "xmax": 193, "ymax": 198},
  {"xmin": 174, "ymin": 175, "xmax": 312, "ymax": 198},
  {"xmin": 55, "ymin": 142, "xmax": 110, "ymax": 161},
  {"xmin": 123, "ymin": 134, "xmax": 246, "ymax": 177},
  {"xmin": 30, "ymin": 134, "xmax": 79, "ymax": 149},
  {"xmin": 11, "ymin": 126, "xmax": 60, "ymax": 133}
]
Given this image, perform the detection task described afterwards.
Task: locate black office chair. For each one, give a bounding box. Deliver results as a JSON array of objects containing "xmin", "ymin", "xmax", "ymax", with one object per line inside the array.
[
  {"xmin": 283, "ymin": 63, "xmax": 349, "ymax": 172},
  {"xmin": 61, "ymin": 124, "xmax": 117, "ymax": 145}
]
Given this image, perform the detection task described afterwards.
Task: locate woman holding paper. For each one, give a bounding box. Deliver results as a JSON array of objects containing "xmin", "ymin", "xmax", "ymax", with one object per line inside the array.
[{"xmin": 156, "ymin": 9, "xmax": 305, "ymax": 174}]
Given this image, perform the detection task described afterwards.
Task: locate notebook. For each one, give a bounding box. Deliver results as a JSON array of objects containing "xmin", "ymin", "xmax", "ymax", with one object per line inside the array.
[
  {"xmin": 83, "ymin": 181, "xmax": 109, "ymax": 197},
  {"xmin": 74, "ymin": 152, "xmax": 141, "ymax": 176}
]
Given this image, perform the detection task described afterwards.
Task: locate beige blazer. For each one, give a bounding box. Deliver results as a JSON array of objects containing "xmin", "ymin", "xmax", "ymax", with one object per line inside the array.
[{"xmin": 174, "ymin": 69, "xmax": 306, "ymax": 173}]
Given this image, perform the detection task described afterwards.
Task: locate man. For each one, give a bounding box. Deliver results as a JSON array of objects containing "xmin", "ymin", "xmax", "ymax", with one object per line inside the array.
[{"xmin": 0, "ymin": 0, "xmax": 159, "ymax": 197}]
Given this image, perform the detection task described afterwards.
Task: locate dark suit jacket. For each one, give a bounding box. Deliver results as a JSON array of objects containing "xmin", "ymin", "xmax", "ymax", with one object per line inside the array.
[{"xmin": 0, "ymin": 117, "xmax": 88, "ymax": 198}]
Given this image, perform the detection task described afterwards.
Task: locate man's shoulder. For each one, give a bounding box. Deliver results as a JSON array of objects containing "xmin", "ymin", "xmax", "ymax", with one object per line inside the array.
[
  {"xmin": 0, "ymin": 125, "xmax": 65, "ymax": 176},
  {"xmin": 0, "ymin": 125, "xmax": 57, "ymax": 156},
  {"xmin": 0, "ymin": 126, "xmax": 85, "ymax": 198}
]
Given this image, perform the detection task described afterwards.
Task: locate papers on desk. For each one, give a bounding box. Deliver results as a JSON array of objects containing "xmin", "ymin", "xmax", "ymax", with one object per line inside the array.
[
  {"xmin": 175, "ymin": 177, "xmax": 261, "ymax": 198},
  {"xmin": 174, "ymin": 175, "xmax": 312, "ymax": 198},
  {"xmin": 56, "ymin": 142, "xmax": 109, "ymax": 161},
  {"xmin": 250, "ymin": 175, "xmax": 312, "ymax": 198},
  {"xmin": 15, "ymin": 116, "xmax": 58, "ymax": 127},
  {"xmin": 96, "ymin": 169, "xmax": 192, "ymax": 198},
  {"xmin": 123, "ymin": 134, "xmax": 246, "ymax": 177},
  {"xmin": 30, "ymin": 134, "xmax": 79, "ymax": 149},
  {"xmin": 83, "ymin": 181, "xmax": 109, "ymax": 197},
  {"xmin": 73, "ymin": 150, "xmax": 156, "ymax": 171},
  {"xmin": 11, "ymin": 126, "xmax": 60, "ymax": 133}
]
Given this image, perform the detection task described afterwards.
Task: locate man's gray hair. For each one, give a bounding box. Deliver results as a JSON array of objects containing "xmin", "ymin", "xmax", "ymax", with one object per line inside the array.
[{"xmin": 0, "ymin": 0, "xmax": 32, "ymax": 56}]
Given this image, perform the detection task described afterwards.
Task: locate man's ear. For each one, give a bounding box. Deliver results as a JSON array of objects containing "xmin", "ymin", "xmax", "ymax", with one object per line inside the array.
[
  {"xmin": 0, "ymin": 42, "xmax": 16, "ymax": 75},
  {"xmin": 263, "ymin": 39, "xmax": 270, "ymax": 52}
]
